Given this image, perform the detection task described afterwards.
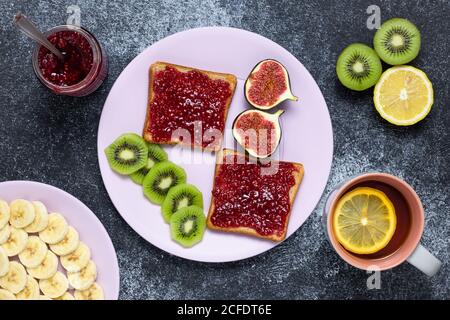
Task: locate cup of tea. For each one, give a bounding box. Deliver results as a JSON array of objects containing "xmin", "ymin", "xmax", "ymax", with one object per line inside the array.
[{"xmin": 323, "ymin": 172, "xmax": 441, "ymax": 276}]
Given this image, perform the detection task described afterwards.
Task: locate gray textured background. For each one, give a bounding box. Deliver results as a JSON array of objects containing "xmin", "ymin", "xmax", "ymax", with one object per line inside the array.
[{"xmin": 0, "ymin": 0, "xmax": 449, "ymax": 299}]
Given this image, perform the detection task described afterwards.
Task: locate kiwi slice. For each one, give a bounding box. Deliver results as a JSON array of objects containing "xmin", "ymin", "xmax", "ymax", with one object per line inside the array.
[
  {"xmin": 130, "ymin": 143, "xmax": 168, "ymax": 184},
  {"xmin": 374, "ymin": 18, "xmax": 421, "ymax": 65},
  {"xmin": 336, "ymin": 43, "xmax": 382, "ymax": 91},
  {"xmin": 170, "ymin": 205, "xmax": 205, "ymax": 248},
  {"xmin": 104, "ymin": 133, "xmax": 148, "ymax": 175},
  {"xmin": 142, "ymin": 161, "xmax": 186, "ymax": 205},
  {"xmin": 161, "ymin": 184, "xmax": 203, "ymax": 223}
]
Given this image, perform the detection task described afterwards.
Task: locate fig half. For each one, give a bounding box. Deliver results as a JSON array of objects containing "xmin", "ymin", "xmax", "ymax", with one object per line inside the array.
[
  {"xmin": 244, "ymin": 59, "xmax": 298, "ymax": 110},
  {"xmin": 232, "ymin": 109, "xmax": 284, "ymax": 159}
]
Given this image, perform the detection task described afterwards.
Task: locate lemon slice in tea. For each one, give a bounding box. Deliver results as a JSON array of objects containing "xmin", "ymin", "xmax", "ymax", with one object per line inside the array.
[
  {"xmin": 333, "ymin": 187, "xmax": 397, "ymax": 254},
  {"xmin": 374, "ymin": 66, "xmax": 433, "ymax": 126}
]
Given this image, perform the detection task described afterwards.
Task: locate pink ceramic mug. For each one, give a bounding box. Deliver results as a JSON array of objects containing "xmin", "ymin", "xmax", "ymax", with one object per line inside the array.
[{"xmin": 323, "ymin": 172, "xmax": 441, "ymax": 276}]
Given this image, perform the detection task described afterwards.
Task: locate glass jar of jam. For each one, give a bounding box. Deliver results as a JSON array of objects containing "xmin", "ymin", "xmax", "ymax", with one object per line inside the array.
[{"xmin": 32, "ymin": 25, "xmax": 107, "ymax": 97}]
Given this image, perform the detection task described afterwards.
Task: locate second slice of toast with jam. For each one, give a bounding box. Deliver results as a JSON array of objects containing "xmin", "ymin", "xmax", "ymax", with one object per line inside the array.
[
  {"xmin": 207, "ymin": 149, "xmax": 304, "ymax": 242},
  {"xmin": 143, "ymin": 62, "xmax": 237, "ymax": 151}
]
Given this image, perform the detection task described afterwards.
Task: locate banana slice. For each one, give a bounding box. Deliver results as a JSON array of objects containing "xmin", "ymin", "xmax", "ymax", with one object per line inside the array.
[
  {"xmin": 39, "ymin": 213, "xmax": 69, "ymax": 244},
  {"xmin": 15, "ymin": 275, "xmax": 40, "ymax": 300},
  {"xmin": 39, "ymin": 271, "xmax": 68, "ymax": 298},
  {"xmin": 50, "ymin": 226, "xmax": 79, "ymax": 256},
  {"xmin": 0, "ymin": 288, "xmax": 16, "ymax": 300},
  {"xmin": 0, "ymin": 224, "xmax": 11, "ymax": 244},
  {"xmin": 39, "ymin": 295, "xmax": 52, "ymax": 300},
  {"xmin": 18, "ymin": 236, "xmax": 48, "ymax": 268},
  {"xmin": 0, "ymin": 200, "xmax": 10, "ymax": 229},
  {"xmin": 24, "ymin": 201, "xmax": 49, "ymax": 233},
  {"xmin": 54, "ymin": 292, "xmax": 75, "ymax": 300},
  {"xmin": 0, "ymin": 261, "xmax": 27, "ymax": 294},
  {"xmin": 0, "ymin": 247, "xmax": 9, "ymax": 277},
  {"xmin": 74, "ymin": 282, "xmax": 104, "ymax": 300},
  {"xmin": 2, "ymin": 227, "xmax": 28, "ymax": 256},
  {"xmin": 68, "ymin": 260, "xmax": 97, "ymax": 290},
  {"xmin": 9, "ymin": 199, "xmax": 35, "ymax": 228},
  {"xmin": 27, "ymin": 250, "xmax": 58, "ymax": 280},
  {"xmin": 60, "ymin": 242, "xmax": 90, "ymax": 273}
]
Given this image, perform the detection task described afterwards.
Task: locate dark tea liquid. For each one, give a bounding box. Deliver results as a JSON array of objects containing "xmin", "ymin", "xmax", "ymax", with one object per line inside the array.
[{"xmin": 345, "ymin": 180, "xmax": 412, "ymax": 259}]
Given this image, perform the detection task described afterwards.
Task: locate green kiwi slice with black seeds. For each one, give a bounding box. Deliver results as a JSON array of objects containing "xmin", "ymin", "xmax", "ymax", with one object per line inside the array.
[
  {"xmin": 374, "ymin": 18, "xmax": 421, "ymax": 65},
  {"xmin": 162, "ymin": 184, "xmax": 203, "ymax": 223},
  {"xmin": 130, "ymin": 143, "xmax": 168, "ymax": 184},
  {"xmin": 170, "ymin": 205, "xmax": 205, "ymax": 248},
  {"xmin": 142, "ymin": 161, "xmax": 186, "ymax": 205},
  {"xmin": 336, "ymin": 43, "xmax": 382, "ymax": 91},
  {"xmin": 104, "ymin": 133, "xmax": 148, "ymax": 175}
]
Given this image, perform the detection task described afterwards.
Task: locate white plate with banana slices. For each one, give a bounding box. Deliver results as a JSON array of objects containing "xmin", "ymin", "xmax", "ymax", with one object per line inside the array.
[{"xmin": 0, "ymin": 181, "xmax": 119, "ymax": 300}]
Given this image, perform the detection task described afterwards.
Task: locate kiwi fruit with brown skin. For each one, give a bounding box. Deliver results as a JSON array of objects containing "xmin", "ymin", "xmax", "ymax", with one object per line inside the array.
[
  {"xmin": 336, "ymin": 43, "xmax": 382, "ymax": 91},
  {"xmin": 104, "ymin": 133, "xmax": 148, "ymax": 175},
  {"xmin": 142, "ymin": 161, "xmax": 186, "ymax": 205},
  {"xmin": 130, "ymin": 143, "xmax": 168, "ymax": 184},
  {"xmin": 374, "ymin": 18, "xmax": 421, "ymax": 65}
]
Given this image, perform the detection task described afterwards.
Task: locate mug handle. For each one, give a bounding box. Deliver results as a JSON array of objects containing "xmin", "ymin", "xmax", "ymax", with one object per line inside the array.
[{"xmin": 407, "ymin": 244, "xmax": 442, "ymax": 276}]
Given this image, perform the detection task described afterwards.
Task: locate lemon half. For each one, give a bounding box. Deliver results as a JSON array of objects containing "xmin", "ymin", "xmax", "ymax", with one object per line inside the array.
[
  {"xmin": 374, "ymin": 66, "xmax": 433, "ymax": 126},
  {"xmin": 333, "ymin": 187, "xmax": 397, "ymax": 255}
]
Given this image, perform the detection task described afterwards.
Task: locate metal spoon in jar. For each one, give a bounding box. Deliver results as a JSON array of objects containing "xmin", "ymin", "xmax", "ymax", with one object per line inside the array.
[{"xmin": 13, "ymin": 12, "xmax": 65, "ymax": 61}]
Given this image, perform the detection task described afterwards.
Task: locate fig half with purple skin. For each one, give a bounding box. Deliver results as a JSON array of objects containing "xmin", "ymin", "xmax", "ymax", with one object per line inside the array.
[
  {"xmin": 244, "ymin": 59, "xmax": 298, "ymax": 110},
  {"xmin": 232, "ymin": 109, "xmax": 284, "ymax": 159}
]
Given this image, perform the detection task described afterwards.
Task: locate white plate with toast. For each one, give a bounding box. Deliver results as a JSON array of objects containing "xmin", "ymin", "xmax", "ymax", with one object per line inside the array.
[{"xmin": 98, "ymin": 27, "xmax": 333, "ymax": 262}]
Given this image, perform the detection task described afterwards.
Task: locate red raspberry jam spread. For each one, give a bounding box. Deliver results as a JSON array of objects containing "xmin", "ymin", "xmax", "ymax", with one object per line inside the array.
[
  {"xmin": 38, "ymin": 31, "xmax": 93, "ymax": 86},
  {"xmin": 235, "ymin": 112, "xmax": 276, "ymax": 155},
  {"xmin": 147, "ymin": 66, "xmax": 232, "ymax": 149},
  {"xmin": 210, "ymin": 153, "xmax": 299, "ymax": 237},
  {"xmin": 248, "ymin": 61, "xmax": 287, "ymax": 106}
]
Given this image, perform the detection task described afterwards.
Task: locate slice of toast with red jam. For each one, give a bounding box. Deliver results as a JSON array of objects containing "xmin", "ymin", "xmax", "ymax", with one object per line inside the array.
[
  {"xmin": 207, "ymin": 149, "xmax": 304, "ymax": 242},
  {"xmin": 143, "ymin": 62, "xmax": 237, "ymax": 151}
]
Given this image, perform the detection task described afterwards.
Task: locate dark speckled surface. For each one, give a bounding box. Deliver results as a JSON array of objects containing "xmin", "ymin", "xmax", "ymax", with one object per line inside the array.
[{"xmin": 0, "ymin": 0, "xmax": 449, "ymax": 299}]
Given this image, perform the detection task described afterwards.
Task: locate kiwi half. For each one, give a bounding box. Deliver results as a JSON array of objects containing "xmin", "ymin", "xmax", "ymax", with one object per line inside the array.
[
  {"xmin": 374, "ymin": 18, "xmax": 421, "ymax": 65},
  {"xmin": 105, "ymin": 133, "xmax": 148, "ymax": 175},
  {"xmin": 162, "ymin": 184, "xmax": 203, "ymax": 223},
  {"xmin": 130, "ymin": 143, "xmax": 168, "ymax": 184},
  {"xmin": 142, "ymin": 161, "xmax": 186, "ymax": 205},
  {"xmin": 336, "ymin": 43, "xmax": 382, "ymax": 91},
  {"xmin": 170, "ymin": 205, "xmax": 205, "ymax": 248}
]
